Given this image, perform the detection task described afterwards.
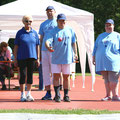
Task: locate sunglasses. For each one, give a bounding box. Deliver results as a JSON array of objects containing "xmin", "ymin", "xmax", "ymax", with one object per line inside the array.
[{"xmin": 25, "ymin": 20, "xmax": 32, "ymax": 23}]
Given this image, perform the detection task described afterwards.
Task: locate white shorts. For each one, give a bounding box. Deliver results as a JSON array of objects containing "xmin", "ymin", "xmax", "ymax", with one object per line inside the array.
[
  {"xmin": 42, "ymin": 51, "xmax": 52, "ymax": 86},
  {"xmin": 51, "ymin": 64, "xmax": 71, "ymax": 74}
]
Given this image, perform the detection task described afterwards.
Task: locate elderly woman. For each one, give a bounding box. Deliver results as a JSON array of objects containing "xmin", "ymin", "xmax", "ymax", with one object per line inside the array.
[
  {"xmin": 0, "ymin": 42, "xmax": 11, "ymax": 90},
  {"xmin": 14, "ymin": 15, "xmax": 40, "ymax": 102}
]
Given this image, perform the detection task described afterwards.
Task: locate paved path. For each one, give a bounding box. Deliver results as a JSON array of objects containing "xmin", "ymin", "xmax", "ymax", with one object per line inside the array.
[{"xmin": 0, "ymin": 113, "xmax": 120, "ymax": 120}]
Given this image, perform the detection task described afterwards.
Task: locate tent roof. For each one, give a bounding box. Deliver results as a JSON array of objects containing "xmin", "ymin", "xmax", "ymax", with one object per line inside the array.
[
  {"xmin": 0, "ymin": 0, "xmax": 94, "ymax": 31},
  {"xmin": 0, "ymin": 0, "xmax": 93, "ymax": 16},
  {"xmin": 0, "ymin": 0, "xmax": 95, "ymax": 91}
]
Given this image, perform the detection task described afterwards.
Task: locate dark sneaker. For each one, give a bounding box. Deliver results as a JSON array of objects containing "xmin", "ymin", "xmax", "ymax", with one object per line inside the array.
[
  {"xmin": 41, "ymin": 93, "xmax": 52, "ymax": 100},
  {"xmin": 101, "ymin": 96, "xmax": 111, "ymax": 101},
  {"xmin": 63, "ymin": 96, "xmax": 71, "ymax": 102},
  {"xmin": 20, "ymin": 96, "xmax": 26, "ymax": 102},
  {"xmin": 53, "ymin": 94, "xmax": 61, "ymax": 100},
  {"xmin": 112, "ymin": 95, "xmax": 120, "ymax": 101},
  {"xmin": 1, "ymin": 85, "xmax": 7, "ymax": 90},
  {"xmin": 54, "ymin": 96, "xmax": 61, "ymax": 102}
]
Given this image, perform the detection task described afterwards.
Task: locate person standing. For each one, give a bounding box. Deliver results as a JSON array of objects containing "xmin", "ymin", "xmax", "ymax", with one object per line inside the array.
[
  {"xmin": 38, "ymin": 6, "xmax": 57, "ymax": 100},
  {"xmin": 92, "ymin": 19, "xmax": 120, "ymax": 101},
  {"xmin": 45, "ymin": 13, "xmax": 78, "ymax": 102},
  {"xmin": 14, "ymin": 15, "xmax": 40, "ymax": 102}
]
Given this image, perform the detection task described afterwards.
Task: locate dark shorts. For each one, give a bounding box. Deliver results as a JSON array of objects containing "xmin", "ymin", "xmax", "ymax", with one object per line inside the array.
[{"xmin": 18, "ymin": 58, "xmax": 35, "ymax": 84}]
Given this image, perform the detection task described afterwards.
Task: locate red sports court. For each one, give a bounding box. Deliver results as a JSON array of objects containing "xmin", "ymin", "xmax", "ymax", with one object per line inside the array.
[{"xmin": 0, "ymin": 75, "xmax": 120, "ymax": 111}]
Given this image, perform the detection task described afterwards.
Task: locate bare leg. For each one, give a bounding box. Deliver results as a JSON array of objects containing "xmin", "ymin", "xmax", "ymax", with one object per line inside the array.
[
  {"xmin": 20, "ymin": 84, "xmax": 25, "ymax": 92},
  {"xmin": 60, "ymin": 73, "xmax": 63, "ymax": 90},
  {"xmin": 53, "ymin": 73, "xmax": 61, "ymax": 100},
  {"xmin": 63, "ymin": 74, "xmax": 71, "ymax": 102},
  {"xmin": 101, "ymin": 71, "xmax": 111, "ymax": 97},
  {"xmin": 110, "ymin": 82, "xmax": 119, "ymax": 97},
  {"xmin": 63, "ymin": 74, "xmax": 70, "ymax": 89},
  {"xmin": 27, "ymin": 84, "xmax": 32, "ymax": 91},
  {"xmin": 105, "ymin": 82, "xmax": 111, "ymax": 97},
  {"xmin": 45, "ymin": 85, "xmax": 51, "ymax": 91},
  {"xmin": 53, "ymin": 73, "xmax": 60, "ymax": 86}
]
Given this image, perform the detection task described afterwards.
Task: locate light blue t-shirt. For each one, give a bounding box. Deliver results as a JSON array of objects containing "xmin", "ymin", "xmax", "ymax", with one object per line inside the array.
[
  {"xmin": 38, "ymin": 19, "xmax": 57, "ymax": 51},
  {"xmin": 92, "ymin": 31, "xmax": 120, "ymax": 74},
  {"xmin": 14, "ymin": 27, "xmax": 40, "ymax": 60},
  {"xmin": 45, "ymin": 26, "xmax": 76, "ymax": 64}
]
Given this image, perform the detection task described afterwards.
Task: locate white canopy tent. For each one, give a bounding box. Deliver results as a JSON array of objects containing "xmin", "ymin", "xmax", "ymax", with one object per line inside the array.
[{"xmin": 0, "ymin": 0, "xmax": 95, "ymax": 91}]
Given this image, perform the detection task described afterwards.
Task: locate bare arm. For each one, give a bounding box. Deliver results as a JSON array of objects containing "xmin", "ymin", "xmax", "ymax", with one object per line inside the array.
[
  {"xmin": 45, "ymin": 40, "xmax": 54, "ymax": 52},
  {"xmin": 72, "ymin": 42, "xmax": 78, "ymax": 61},
  {"xmin": 36, "ymin": 44, "xmax": 40, "ymax": 67}
]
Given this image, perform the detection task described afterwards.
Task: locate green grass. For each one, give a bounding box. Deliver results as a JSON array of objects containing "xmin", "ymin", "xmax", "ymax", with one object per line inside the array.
[
  {"xmin": 0, "ymin": 109, "xmax": 120, "ymax": 114},
  {"xmin": 76, "ymin": 73, "xmax": 91, "ymax": 76},
  {"xmin": 33, "ymin": 72, "xmax": 101, "ymax": 76},
  {"xmin": 76, "ymin": 73, "xmax": 101, "ymax": 76},
  {"xmin": 33, "ymin": 73, "xmax": 94, "ymax": 76}
]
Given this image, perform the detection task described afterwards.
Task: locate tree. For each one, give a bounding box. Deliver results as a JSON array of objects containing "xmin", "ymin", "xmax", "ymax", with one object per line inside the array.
[
  {"xmin": 55, "ymin": 0, "xmax": 120, "ymax": 38},
  {"xmin": 0, "ymin": 0, "xmax": 16, "ymax": 6}
]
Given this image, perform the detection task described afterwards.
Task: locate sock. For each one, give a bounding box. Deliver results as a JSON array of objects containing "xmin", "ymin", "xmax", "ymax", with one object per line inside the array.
[
  {"xmin": 54, "ymin": 86, "xmax": 60, "ymax": 97},
  {"xmin": 64, "ymin": 89, "xmax": 68, "ymax": 97},
  {"xmin": 47, "ymin": 90, "xmax": 51, "ymax": 95},
  {"xmin": 21, "ymin": 92, "xmax": 26, "ymax": 97},
  {"xmin": 27, "ymin": 91, "xmax": 31, "ymax": 96}
]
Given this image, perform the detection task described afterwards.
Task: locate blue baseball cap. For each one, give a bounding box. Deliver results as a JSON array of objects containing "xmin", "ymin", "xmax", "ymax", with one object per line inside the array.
[
  {"xmin": 57, "ymin": 14, "xmax": 66, "ymax": 20},
  {"xmin": 46, "ymin": 6, "xmax": 55, "ymax": 11},
  {"xmin": 105, "ymin": 19, "xmax": 114, "ymax": 24}
]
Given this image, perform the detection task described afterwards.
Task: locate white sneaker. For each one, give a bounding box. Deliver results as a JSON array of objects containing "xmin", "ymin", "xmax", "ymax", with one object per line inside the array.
[
  {"xmin": 26, "ymin": 95, "xmax": 34, "ymax": 102},
  {"xmin": 20, "ymin": 96, "xmax": 26, "ymax": 102},
  {"xmin": 101, "ymin": 96, "xmax": 111, "ymax": 101}
]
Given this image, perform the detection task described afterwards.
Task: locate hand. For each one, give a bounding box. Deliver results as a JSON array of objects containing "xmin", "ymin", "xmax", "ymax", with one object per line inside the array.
[
  {"xmin": 14, "ymin": 59, "xmax": 18, "ymax": 67},
  {"xmin": 36, "ymin": 59, "xmax": 40, "ymax": 68},
  {"xmin": 92, "ymin": 56, "xmax": 95, "ymax": 65},
  {"xmin": 74, "ymin": 54, "xmax": 78, "ymax": 61},
  {"xmin": 48, "ymin": 46, "xmax": 54, "ymax": 52}
]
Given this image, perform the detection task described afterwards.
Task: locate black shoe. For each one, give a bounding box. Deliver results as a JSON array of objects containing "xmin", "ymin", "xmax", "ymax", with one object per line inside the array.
[
  {"xmin": 54, "ymin": 96, "xmax": 61, "ymax": 102},
  {"xmin": 1, "ymin": 85, "xmax": 7, "ymax": 90},
  {"xmin": 41, "ymin": 93, "xmax": 52, "ymax": 100},
  {"xmin": 63, "ymin": 96, "xmax": 71, "ymax": 102}
]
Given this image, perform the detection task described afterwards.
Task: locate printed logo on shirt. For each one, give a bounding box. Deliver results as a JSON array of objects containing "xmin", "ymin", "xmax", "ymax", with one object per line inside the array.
[{"xmin": 31, "ymin": 33, "xmax": 36, "ymax": 37}]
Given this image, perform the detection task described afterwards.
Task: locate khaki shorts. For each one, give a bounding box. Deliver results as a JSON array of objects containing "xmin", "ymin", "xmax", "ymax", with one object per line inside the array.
[{"xmin": 101, "ymin": 71, "xmax": 119, "ymax": 83}]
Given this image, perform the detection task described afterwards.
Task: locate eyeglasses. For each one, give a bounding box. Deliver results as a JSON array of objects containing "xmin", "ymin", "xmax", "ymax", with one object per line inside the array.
[{"xmin": 25, "ymin": 20, "xmax": 32, "ymax": 23}]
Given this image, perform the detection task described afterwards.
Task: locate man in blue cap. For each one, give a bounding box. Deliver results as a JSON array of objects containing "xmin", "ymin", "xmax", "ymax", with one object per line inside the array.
[
  {"xmin": 38, "ymin": 6, "xmax": 57, "ymax": 100},
  {"xmin": 45, "ymin": 13, "xmax": 78, "ymax": 102}
]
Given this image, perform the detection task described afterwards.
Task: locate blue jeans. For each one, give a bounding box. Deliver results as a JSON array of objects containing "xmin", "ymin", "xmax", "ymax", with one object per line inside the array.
[{"xmin": 38, "ymin": 64, "xmax": 44, "ymax": 90}]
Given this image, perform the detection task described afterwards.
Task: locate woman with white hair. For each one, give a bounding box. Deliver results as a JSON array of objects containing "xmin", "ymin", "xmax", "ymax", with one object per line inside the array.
[{"xmin": 14, "ymin": 15, "xmax": 40, "ymax": 102}]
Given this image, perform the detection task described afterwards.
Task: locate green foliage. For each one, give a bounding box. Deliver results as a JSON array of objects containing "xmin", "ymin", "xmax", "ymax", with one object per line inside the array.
[
  {"xmin": 0, "ymin": 0, "xmax": 16, "ymax": 6},
  {"xmin": 55, "ymin": 0, "xmax": 120, "ymax": 38}
]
